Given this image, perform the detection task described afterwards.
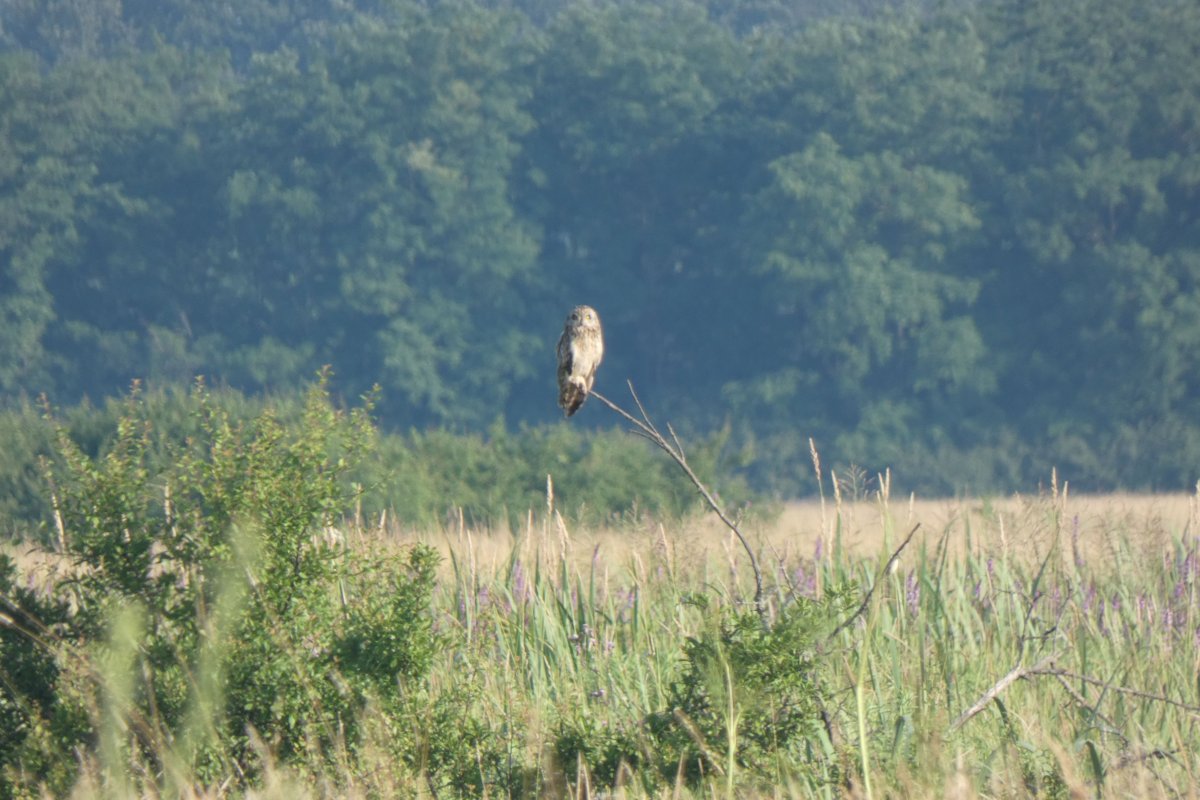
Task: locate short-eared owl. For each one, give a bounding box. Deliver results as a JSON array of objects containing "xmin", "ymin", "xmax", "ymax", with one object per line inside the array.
[{"xmin": 556, "ymin": 305, "xmax": 604, "ymax": 417}]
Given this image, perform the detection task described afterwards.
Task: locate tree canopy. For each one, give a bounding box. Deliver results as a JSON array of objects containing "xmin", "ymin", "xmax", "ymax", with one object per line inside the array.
[{"xmin": 1, "ymin": 0, "xmax": 1197, "ymax": 495}]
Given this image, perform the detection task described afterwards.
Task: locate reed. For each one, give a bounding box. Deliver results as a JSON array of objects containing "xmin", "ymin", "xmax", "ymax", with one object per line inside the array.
[{"xmin": 3, "ymin": 487, "xmax": 1198, "ymax": 797}]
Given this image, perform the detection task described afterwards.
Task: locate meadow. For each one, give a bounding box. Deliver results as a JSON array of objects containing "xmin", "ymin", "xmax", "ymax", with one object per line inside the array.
[{"xmin": 6, "ymin": 480, "xmax": 1199, "ymax": 798}]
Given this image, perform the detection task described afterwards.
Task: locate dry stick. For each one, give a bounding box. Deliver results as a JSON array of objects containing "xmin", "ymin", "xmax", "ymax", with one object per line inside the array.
[
  {"xmin": 948, "ymin": 653, "xmax": 1059, "ymax": 732},
  {"xmin": 1048, "ymin": 672, "xmax": 1125, "ymax": 742},
  {"xmin": 1028, "ymin": 666, "xmax": 1200, "ymax": 716},
  {"xmin": 827, "ymin": 523, "xmax": 921, "ymax": 641},
  {"xmin": 951, "ymin": 657, "xmax": 1200, "ymax": 735},
  {"xmin": 589, "ymin": 385, "xmax": 765, "ymax": 614}
]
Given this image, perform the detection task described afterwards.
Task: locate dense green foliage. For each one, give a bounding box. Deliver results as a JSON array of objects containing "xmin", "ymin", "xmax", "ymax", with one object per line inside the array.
[
  {"xmin": 0, "ymin": 379, "xmax": 451, "ymax": 796},
  {"xmin": 0, "ymin": 381, "xmax": 750, "ymax": 537},
  {"xmin": 1, "ymin": 0, "xmax": 1198, "ymax": 494}
]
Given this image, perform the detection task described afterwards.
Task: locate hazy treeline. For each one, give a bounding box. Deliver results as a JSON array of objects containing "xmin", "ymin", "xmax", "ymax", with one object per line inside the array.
[{"xmin": 2, "ymin": 0, "xmax": 1198, "ymax": 495}]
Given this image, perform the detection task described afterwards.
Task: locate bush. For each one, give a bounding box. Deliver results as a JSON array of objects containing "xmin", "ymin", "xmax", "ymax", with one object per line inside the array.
[
  {"xmin": 0, "ymin": 382, "xmax": 760, "ymax": 540},
  {"xmin": 0, "ymin": 554, "xmax": 77, "ymax": 799},
  {"xmin": 368, "ymin": 420, "xmax": 756, "ymax": 530},
  {"xmin": 551, "ymin": 586, "xmax": 857, "ymax": 795},
  {"xmin": 652, "ymin": 588, "xmax": 856, "ymax": 788},
  {"xmin": 0, "ymin": 375, "xmax": 443, "ymax": 796}
]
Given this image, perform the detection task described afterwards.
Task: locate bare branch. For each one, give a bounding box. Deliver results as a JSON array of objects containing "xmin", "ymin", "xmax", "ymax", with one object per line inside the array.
[
  {"xmin": 589, "ymin": 386, "xmax": 765, "ymax": 614},
  {"xmin": 1028, "ymin": 666, "xmax": 1200, "ymax": 716},
  {"xmin": 666, "ymin": 422, "xmax": 686, "ymax": 459},
  {"xmin": 950, "ymin": 655, "xmax": 1200, "ymax": 736}
]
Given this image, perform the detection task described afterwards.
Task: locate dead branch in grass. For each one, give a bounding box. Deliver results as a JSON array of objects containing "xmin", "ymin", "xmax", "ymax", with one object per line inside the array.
[
  {"xmin": 1028, "ymin": 665, "xmax": 1200, "ymax": 717},
  {"xmin": 950, "ymin": 655, "xmax": 1200, "ymax": 736}
]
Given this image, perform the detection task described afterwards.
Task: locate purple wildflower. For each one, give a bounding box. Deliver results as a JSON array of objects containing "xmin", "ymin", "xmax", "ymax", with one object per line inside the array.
[
  {"xmin": 615, "ymin": 587, "xmax": 632, "ymax": 623},
  {"xmin": 793, "ymin": 563, "xmax": 807, "ymax": 593},
  {"xmin": 1082, "ymin": 583, "xmax": 1096, "ymax": 613},
  {"xmin": 905, "ymin": 571, "xmax": 920, "ymax": 618},
  {"xmin": 513, "ymin": 560, "xmax": 527, "ymax": 600}
]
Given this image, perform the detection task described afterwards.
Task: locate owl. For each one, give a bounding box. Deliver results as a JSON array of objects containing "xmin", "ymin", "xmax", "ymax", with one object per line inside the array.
[{"xmin": 556, "ymin": 305, "xmax": 604, "ymax": 417}]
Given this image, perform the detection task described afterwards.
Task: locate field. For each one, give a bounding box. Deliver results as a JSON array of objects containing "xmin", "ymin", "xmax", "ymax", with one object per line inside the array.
[{"xmin": 7, "ymin": 483, "xmax": 1198, "ymax": 799}]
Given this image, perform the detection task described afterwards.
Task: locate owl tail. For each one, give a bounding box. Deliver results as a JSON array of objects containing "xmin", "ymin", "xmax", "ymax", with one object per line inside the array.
[{"xmin": 560, "ymin": 377, "xmax": 588, "ymax": 417}]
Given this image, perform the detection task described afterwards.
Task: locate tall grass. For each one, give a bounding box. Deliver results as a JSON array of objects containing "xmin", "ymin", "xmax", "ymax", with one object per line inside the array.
[
  {"xmin": 5, "ymin": 485, "xmax": 1200, "ymax": 798},
  {"xmin": 403, "ymin": 483, "xmax": 1200, "ymax": 798}
]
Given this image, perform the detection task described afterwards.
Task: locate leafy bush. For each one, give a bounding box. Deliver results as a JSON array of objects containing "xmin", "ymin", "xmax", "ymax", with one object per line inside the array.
[
  {"xmin": 0, "ymin": 375, "xmax": 446, "ymax": 796},
  {"xmin": 0, "ymin": 405, "xmax": 56, "ymax": 540},
  {"xmin": 552, "ymin": 587, "xmax": 857, "ymax": 794},
  {"xmin": 554, "ymin": 707, "xmax": 649, "ymax": 791},
  {"xmin": 0, "ymin": 382, "xmax": 759, "ymax": 540},
  {"xmin": 369, "ymin": 419, "xmax": 756, "ymax": 529},
  {"xmin": 0, "ymin": 554, "xmax": 78, "ymax": 799},
  {"xmin": 652, "ymin": 589, "xmax": 856, "ymax": 788}
]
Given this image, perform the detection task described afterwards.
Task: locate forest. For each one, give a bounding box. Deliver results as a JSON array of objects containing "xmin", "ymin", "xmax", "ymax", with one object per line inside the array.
[{"xmin": 2, "ymin": 0, "xmax": 1199, "ymax": 497}]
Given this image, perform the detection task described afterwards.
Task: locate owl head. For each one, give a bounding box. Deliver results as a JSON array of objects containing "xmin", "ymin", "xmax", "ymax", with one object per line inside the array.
[{"xmin": 569, "ymin": 305, "xmax": 600, "ymax": 329}]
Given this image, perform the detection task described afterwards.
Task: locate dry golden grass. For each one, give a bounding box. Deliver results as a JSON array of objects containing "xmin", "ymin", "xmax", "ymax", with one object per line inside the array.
[
  {"xmin": 339, "ymin": 490, "xmax": 1200, "ymax": 587},
  {"xmin": 8, "ymin": 490, "xmax": 1195, "ymax": 595}
]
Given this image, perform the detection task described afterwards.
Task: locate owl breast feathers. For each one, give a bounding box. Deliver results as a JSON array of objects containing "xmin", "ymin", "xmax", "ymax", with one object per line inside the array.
[{"xmin": 556, "ymin": 305, "xmax": 604, "ymax": 417}]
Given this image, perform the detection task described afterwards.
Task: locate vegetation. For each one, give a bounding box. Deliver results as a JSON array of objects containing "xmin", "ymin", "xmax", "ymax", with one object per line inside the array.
[
  {"xmin": 0, "ymin": 380, "xmax": 1198, "ymax": 797},
  {"xmin": 0, "ymin": 0, "xmax": 1197, "ymax": 494},
  {"xmin": 0, "ymin": 380, "xmax": 752, "ymax": 537}
]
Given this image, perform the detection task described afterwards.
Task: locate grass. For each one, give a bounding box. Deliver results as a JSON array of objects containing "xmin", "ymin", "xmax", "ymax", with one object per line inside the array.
[{"xmin": 5, "ymin": 486, "xmax": 1200, "ymax": 798}]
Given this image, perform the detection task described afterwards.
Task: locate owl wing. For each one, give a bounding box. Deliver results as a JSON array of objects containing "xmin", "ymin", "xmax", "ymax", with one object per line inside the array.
[
  {"xmin": 557, "ymin": 328, "xmax": 583, "ymax": 415},
  {"xmin": 556, "ymin": 328, "xmax": 574, "ymax": 387},
  {"xmin": 557, "ymin": 314, "xmax": 603, "ymax": 417}
]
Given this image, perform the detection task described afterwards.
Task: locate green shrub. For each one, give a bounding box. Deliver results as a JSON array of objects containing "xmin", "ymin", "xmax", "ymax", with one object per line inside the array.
[
  {"xmin": 554, "ymin": 707, "xmax": 648, "ymax": 791},
  {"xmin": 368, "ymin": 420, "xmax": 755, "ymax": 530},
  {"xmin": 0, "ymin": 375, "xmax": 445, "ymax": 796},
  {"xmin": 0, "ymin": 404, "xmax": 56, "ymax": 541},
  {"xmin": 0, "ymin": 382, "xmax": 760, "ymax": 540},
  {"xmin": 653, "ymin": 588, "xmax": 856, "ymax": 788},
  {"xmin": 0, "ymin": 554, "xmax": 78, "ymax": 799}
]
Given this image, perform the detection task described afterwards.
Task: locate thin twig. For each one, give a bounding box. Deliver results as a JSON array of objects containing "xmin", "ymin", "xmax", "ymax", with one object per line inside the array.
[
  {"xmin": 1112, "ymin": 748, "xmax": 1180, "ymax": 771},
  {"xmin": 1048, "ymin": 672, "xmax": 1123, "ymax": 739},
  {"xmin": 827, "ymin": 523, "xmax": 921, "ymax": 641},
  {"xmin": 1028, "ymin": 666, "xmax": 1200, "ymax": 716},
  {"xmin": 950, "ymin": 655, "xmax": 1200, "ymax": 736},
  {"xmin": 589, "ymin": 386, "xmax": 765, "ymax": 614}
]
